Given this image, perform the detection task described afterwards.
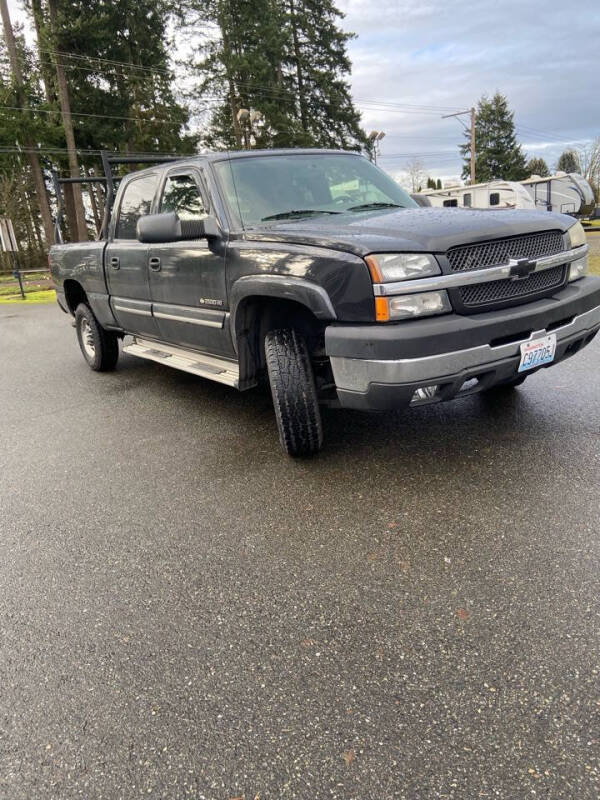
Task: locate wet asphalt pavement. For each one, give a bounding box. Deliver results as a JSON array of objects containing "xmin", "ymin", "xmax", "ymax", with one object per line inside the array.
[{"xmin": 1, "ymin": 304, "xmax": 599, "ymax": 799}]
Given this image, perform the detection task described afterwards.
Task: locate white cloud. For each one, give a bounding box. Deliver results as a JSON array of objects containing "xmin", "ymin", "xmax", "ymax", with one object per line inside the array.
[{"xmin": 339, "ymin": 0, "xmax": 600, "ymax": 178}]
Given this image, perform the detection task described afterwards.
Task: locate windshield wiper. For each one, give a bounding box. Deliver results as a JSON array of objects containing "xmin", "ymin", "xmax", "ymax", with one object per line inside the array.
[
  {"xmin": 347, "ymin": 202, "xmax": 403, "ymax": 212},
  {"xmin": 261, "ymin": 209, "xmax": 342, "ymax": 221}
]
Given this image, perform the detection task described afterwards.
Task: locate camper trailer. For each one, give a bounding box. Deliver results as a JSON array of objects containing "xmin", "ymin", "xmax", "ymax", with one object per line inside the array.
[
  {"xmin": 521, "ymin": 172, "xmax": 595, "ymax": 217},
  {"xmin": 418, "ymin": 173, "xmax": 594, "ymax": 218},
  {"xmin": 418, "ymin": 180, "xmax": 535, "ymax": 211}
]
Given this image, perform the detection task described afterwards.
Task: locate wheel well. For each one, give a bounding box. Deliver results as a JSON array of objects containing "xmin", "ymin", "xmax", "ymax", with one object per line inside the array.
[
  {"xmin": 63, "ymin": 280, "xmax": 88, "ymax": 315},
  {"xmin": 234, "ymin": 296, "xmax": 325, "ymax": 388}
]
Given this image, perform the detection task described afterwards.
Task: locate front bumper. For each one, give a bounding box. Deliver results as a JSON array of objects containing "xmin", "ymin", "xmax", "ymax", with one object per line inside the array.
[{"xmin": 325, "ymin": 277, "xmax": 600, "ymax": 411}]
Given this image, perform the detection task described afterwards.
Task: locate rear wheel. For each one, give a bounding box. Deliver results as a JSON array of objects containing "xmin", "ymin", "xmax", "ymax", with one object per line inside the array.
[
  {"xmin": 265, "ymin": 328, "xmax": 323, "ymax": 457},
  {"xmin": 75, "ymin": 303, "xmax": 119, "ymax": 371}
]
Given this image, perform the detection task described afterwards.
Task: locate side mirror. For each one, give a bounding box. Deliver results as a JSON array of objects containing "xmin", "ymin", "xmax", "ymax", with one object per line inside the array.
[
  {"xmin": 137, "ymin": 213, "xmax": 220, "ymax": 244},
  {"xmin": 137, "ymin": 212, "xmax": 181, "ymax": 244}
]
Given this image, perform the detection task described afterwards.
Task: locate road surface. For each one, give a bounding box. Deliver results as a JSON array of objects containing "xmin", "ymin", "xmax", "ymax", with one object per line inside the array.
[{"xmin": 1, "ymin": 304, "xmax": 599, "ymax": 799}]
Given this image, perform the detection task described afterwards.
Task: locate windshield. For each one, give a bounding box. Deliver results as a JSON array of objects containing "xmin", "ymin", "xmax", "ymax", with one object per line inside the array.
[{"xmin": 213, "ymin": 152, "xmax": 417, "ymax": 227}]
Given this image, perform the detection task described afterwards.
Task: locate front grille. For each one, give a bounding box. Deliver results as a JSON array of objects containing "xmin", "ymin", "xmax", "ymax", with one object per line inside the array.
[
  {"xmin": 448, "ymin": 230, "xmax": 564, "ymax": 272},
  {"xmin": 459, "ymin": 265, "xmax": 566, "ymax": 307}
]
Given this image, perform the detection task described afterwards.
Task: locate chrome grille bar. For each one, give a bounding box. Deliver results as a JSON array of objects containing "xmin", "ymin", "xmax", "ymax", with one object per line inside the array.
[{"xmin": 372, "ymin": 244, "xmax": 588, "ymax": 297}]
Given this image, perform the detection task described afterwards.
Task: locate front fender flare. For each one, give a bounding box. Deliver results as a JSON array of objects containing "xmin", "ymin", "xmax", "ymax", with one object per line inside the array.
[{"xmin": 229, "ymin": 274, "xmax": 337, "ymax": 339}]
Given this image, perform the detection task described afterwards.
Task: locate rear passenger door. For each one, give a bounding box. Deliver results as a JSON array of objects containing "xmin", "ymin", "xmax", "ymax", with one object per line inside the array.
[
  {"xmin": 105, "ymin": 172, "xmax": 161, "ymax": 337},
  {"xmin": 147, "ymin": 166, "xmax": 232, "ymax": 357}
]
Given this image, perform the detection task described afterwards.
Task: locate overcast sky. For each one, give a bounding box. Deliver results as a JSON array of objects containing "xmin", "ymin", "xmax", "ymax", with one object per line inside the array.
[
  {"xmin": 339, "ymin": 0, "xmax": 600, "ymax": 182},
  {"xmin": 7, "ymin": 0, "xmax": 600, "ymax": 184}
]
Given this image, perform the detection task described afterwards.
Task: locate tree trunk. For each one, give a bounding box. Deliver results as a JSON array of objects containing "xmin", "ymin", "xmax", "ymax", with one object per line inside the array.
[
  {"xmin": 23, "ymin": 184, "xmax": 44, "ymax": 251},
  {"xmin": 62, "ymin": 183, "xmax": 79, "ymax": 243},
  {"xmin": 0, "ymin": 0, "xmax": 55, "ymax": 248},
  {"xmin": 84, "ymin": 166, "xmax": 101, "ymax": 234},
  {"xmin": 47, "ymin": 0, "xmax": 88, "ymax": 242},
  {"xmin": 218, "ymin": 11, "xmax": 243, "ymax": 148},
  {"xmin": 288, "ymin": 0, "xmax": 308, "ymax": 133},
  {"xmin": 30, "ymin": 0, "xmax": 56, "ymax": 107}
]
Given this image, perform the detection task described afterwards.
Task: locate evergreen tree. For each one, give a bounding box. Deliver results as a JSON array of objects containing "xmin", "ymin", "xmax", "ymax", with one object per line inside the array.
[
  {"xmin": 526, "ymin": 156, "xmax": 549, "ymax": 177},
  {"xmin": 31, "ymin": 0, "xmax": 195, "ymax": 156},
  {"xmin": 557, "ymin": 149, "xmax": 580, "ymax": 174},
  {"xmin": 282, "ymin": 0, "xmax": 365, "ymax": 149},
  {"xmin": 461, "ymin": 93, "xmax": 528, "ymax": 182},
  {"xmin": 436, "ymin": 178, "xmax": 442, "ymax": 190},
  {"xmin": 185, "ymin": 0, "xmax": 366, "ymax": 150}
]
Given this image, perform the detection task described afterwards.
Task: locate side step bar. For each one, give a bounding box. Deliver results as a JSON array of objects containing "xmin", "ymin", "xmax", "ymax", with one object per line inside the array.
[{"xmin": 123, "ymin": 337, "xmax": 239, "ymax": 388}]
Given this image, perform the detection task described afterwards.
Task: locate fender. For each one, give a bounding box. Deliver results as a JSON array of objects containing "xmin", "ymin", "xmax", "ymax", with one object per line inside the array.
[{"xmin": 229, "ymin": 274, "xmax": 337, "ymax": 338}]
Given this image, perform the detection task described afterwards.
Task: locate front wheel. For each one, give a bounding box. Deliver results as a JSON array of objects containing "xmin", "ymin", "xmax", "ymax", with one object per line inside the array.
[
  {"xmin": 265, "ymin": 328, "xmax": 323, "ymax": 457},
  {"xmin": 75, "ymin": 303, "xmax": 119, "ymax": 371}
]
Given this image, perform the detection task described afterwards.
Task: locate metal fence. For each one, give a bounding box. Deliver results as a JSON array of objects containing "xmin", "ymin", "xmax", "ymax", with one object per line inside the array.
[{"xmin": 0, "ymin": 269, "xmax": 52, "ymax": 300}]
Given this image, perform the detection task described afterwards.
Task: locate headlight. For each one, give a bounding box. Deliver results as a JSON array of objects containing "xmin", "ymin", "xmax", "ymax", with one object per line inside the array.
[
  {"xmin": 366, "ymin": 252, "xmax": 441, "ymax": 283},
  {"xmin": 568, "ymin": 221, "xmax": 587, "ymax": 249},
  {"xmin": 375, "ymin": 290, "xmax": 451, "ymax": 321}
]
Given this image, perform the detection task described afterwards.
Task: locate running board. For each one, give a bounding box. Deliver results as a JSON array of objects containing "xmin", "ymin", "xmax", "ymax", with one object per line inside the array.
[{"xmin": 123, "ymin": 337, "xmax": 239, "ymax": 388}]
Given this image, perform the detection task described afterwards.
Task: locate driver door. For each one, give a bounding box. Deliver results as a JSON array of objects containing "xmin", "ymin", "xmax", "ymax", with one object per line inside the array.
[{"xmin": 147, "ymin": 166, "xmax": 232, "ymax": 357}]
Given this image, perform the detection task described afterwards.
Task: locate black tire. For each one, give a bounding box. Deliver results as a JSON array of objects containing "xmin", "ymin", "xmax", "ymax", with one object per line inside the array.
[
  {"xmin": 75, "ymin": 303, "xmax": 119, "ymax": 371},
  {"xmin": 265, "ymin": 328, "xmax": 323, "ymax": 457}
]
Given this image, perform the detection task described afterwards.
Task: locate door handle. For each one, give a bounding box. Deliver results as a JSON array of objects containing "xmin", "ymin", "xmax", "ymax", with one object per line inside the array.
[
  {"xmin": 110, "ymin": 256, "xmax": 120, "ymax": 270},
  {"xmin": 149, "ymin": 257, "xmax": 161, "ymax": 272}
]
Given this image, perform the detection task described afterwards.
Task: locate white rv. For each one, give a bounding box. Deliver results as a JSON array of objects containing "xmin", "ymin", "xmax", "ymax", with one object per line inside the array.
[
  {"xmin": 418, "ymin": 180, "xmax": 534, "ymax": 210},
  {"xmin": 418, "ymin": 172, "xmax": 594, "ymax": 217},
  {"xmin": 521, "ymin": 172, "xmax": 595, "ymax": 217}
]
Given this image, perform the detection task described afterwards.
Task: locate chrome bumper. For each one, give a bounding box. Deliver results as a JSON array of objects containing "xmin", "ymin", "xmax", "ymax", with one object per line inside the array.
[{"xmin": 330, "ymin": 303, "xmax": 600, "ymax": 395}]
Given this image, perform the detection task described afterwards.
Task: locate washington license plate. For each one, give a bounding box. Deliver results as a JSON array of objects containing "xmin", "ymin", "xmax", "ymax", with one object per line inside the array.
[{"xmin": 518, "ymin": 334, "xmax": 556, "ymax": 373}]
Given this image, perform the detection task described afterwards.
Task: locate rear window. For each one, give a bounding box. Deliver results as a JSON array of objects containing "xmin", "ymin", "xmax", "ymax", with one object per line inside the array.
[
  {"xmin": 489, "ymin": 192, "xmax": 500, "ymax": 206},
  {"xmin": 116, "ymin": 174, "xmax": 159, "ymax": 239}
]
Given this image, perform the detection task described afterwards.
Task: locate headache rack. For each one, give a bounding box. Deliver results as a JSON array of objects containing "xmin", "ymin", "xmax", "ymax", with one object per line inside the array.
[{"xmin": 51, "ymin": 151, "xmax": 181, "ymax": 244}]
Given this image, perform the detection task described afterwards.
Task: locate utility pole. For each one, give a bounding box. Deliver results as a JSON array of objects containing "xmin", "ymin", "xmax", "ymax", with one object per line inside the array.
[
  {"xmin": 443, "ymin": 107, "xmax": 476, "ymax": 185},
  {"xmin": 0, "ymin": 0, "xmax": 54, "ymax": 248}
]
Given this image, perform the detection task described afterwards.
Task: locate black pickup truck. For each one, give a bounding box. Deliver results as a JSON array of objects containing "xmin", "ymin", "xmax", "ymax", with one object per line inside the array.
[{"xmin": 50, "ymin": 148, "xmax": 598, "ymax": 455}]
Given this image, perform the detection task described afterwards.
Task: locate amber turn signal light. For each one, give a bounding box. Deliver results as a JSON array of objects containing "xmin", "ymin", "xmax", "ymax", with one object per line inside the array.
[
  {"xmin": 375, "ymin": 297, "xmax": 390, "ymax": 322},
  {"xmin": 365, "ymin": 254, "xmax": 384, "ymax": 283}
]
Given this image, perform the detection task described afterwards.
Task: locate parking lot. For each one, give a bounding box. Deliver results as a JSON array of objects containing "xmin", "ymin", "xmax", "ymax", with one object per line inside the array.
[{"xmin": 1, "ymin": 304, "xmax": 599, "ymax": 799}]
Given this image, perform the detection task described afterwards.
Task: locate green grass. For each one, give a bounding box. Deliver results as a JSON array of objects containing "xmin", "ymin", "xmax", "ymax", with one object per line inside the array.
[{"xmin": 0, "ymin": 289, "xmax": 56, "ymax": 304}]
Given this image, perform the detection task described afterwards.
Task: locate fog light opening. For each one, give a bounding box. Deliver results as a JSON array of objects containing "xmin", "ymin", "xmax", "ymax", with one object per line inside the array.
[
  {"xmin": 411, "ymin": 384, "xmax": 439, "ymax": 404},
  {"xmin": 460, "ymin": 377, "xmax": 480, "ymax": 393}
]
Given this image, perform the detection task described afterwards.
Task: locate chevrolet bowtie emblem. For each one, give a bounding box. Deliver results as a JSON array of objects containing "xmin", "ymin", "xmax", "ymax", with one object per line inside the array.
[{"xmin": 508, "ymin": 257, "xmax": 537, "ymax": 280}]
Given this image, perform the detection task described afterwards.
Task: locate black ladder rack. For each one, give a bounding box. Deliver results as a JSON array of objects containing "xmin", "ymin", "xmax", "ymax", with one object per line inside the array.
[{"xmin": 52, "ymin": 151, "xmax": 181, "ymax": 244}]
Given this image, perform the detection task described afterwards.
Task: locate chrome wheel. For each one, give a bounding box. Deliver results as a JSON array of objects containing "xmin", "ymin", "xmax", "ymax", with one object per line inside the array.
[{"xmin": 80, "ymin": 317, "xmax": 96, "ymax": 360}]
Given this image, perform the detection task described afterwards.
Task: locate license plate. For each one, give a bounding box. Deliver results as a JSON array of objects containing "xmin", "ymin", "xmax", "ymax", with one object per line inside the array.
[{"xmin": 518, "ymin": 334, "xmax": 556, "ymax": 373}]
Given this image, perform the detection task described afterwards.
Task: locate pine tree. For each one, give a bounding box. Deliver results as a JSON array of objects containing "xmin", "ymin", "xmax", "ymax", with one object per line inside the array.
[
  {"xmin": 461, "ymin": 93, "xmax": 527, "ymax": 182},
  {"xmin": 0, "ymin": 0, "xmax": 54, "ymax": 248},
  {"xmin": 185, "ymin": 0, "xmax": 365, "ymax": 150},
  {"xmin": 557, "ymin": 149, "xmax": 580, "ymax": 174},
  {"xmin": 187, "ymin": 0, "xmax": 300, "ymax": 149},
  {"xmin": 436, "ymin": 178, "xmax": 442, "ymax": 190},
  {"xmin": 526, "ymin": 157, "xmax": 549, "ymax": 177},
  {"xmin": 282, "ymin": 0, "xmax": 365, "ymax": 149},
  {"xmin": 35, "ymin": 0, "xmax": 194, "ymax": 156}
]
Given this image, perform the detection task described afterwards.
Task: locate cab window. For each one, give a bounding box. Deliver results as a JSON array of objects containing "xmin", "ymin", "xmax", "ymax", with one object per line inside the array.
[
  {"xmin": 443, "ymin": 199, "xmax": 458, "ymax": 207},
  {"xmin": 116, "ymin": 174, "xmax": 159, "ymax": 240},
  {"xmin": 161, "ymin": 174, "xmax": 207, "ymax": 220}
]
